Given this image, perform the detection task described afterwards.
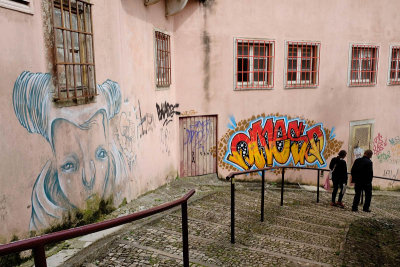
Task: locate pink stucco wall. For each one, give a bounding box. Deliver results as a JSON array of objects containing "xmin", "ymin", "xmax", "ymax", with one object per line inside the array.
[
  {"xmin": 0, "ymin": 0, "xmax": 179, "ymax": 242},
  {"xmin": 0, "ymin": 0, "xmax": 399, "ymax": 242},
  {"xmin": 174, "ymin": 0, "xmax": 400, "ymax": 184}
]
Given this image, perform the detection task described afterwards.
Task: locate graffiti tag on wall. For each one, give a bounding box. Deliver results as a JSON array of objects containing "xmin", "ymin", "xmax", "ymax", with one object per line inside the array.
[
  {"xmin": 117, "ymin": 100, "xmax": 155, "ymax": 170},
  {"xmin": 224, "ymin": 116, "xmax": 326, "ymax": 170},
  {"xmin": 215, "ymin": 113, "xmax": 343, "ymax": 173},
  {"xmin": 184, "ymin": 119, "xmax": 211, "ymax": 152},
  {"xmin": 156, "ymin": 101, "xmax": 180, "ymax": 126},
  {"xmin": 373, "ymin": 133, "xmax": 387, "ymax": 156},
  {"xmin": 180, "ymin": 110, "xmax": 198, "ymax": 116}
]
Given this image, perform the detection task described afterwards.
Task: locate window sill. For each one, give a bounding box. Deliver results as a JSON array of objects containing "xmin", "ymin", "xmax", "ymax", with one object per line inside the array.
[
  {"xmin": 0, "ymin": 0, "xmax": 34, "ymax": 15},
  {"xmin": 285, "ymin": 84, "xmax": 318, "ymax": 89},
  {"xmin": 348, "ymin": 83, "xmax": 377, "ymax": 87},
  {"xmin": 234, "ymin": 87, "xmax": 274, "ymax": 91}
]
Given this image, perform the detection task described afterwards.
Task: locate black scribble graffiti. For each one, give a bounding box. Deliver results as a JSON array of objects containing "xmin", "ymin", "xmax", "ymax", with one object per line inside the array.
[
  {"xmin": 156, "ymin": 101, "xmax": 180, "ymax": 126},
  {"xmin": 117, "ymin": 100, "xmax": 155, "ymax": 170},
  {"xmin": 192, "ymin": 152, "xmax": 196, "ymax": 163},
  {"xmin": 137, "ymin": 100, "xmax": 154, "ymax": 138}
]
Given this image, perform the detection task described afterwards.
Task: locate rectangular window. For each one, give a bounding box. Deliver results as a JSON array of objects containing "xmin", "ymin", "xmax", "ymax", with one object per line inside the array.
[
  {"xmin": 0, "ymin": 0, "xmax": 33, "ymax": 14},
  {"xmin": 155, "ymin": 31, "xmax": 171, "ymax": 87},
  {"xmin": 51, "ymin": 0, "xmax": 96, "ymax": 102},
  {"xmin": 349, "ymin": 45, "xmax": 379, "ymax": 86},
  {"xmin": 235, "ymin": 39, "xmax": 274, "ymax": 89},
  {"xmin": 389, "ymin": 46, "xmax": 400, "ymax": 85},
  {"xmin": 285, "ymin": 41, "xmax": 320, "ymax": 88}
]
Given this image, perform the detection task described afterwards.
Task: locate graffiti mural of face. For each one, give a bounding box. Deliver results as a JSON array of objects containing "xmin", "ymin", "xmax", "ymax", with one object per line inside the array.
[{"xmin": 52, "ymin": 111, "xmax": 111, "ymax": 208}]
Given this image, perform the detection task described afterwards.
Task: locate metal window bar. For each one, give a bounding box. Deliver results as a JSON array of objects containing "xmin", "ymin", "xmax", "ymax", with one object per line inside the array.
[
  {"xmin": 226, "ymin": 166, "xmax": 400, "ymax": 244},
  {"xmin": 155, "ymin": 31, "xmax": 171, "ymax": 87},
  {"xmin": 0, "ymin": 189, "xmax": 196, "ymax": 267},
  {"xmin": 52, "ymin": 0, "xmax": 97, "ymax": 101},
  {"xmin": 236, "ymin": 39, "xmax": 274, "ymax": 89},
  {"xmin": 390, "ymin": 47, "xmax": 400, "ymax": 85},
  {"xmin": 286, "ymin": 42, "xmax": 320, "ymax": 88},
  {"xmin": 350, "ymin": 45, "xmax": 378, "ymax": 86}
]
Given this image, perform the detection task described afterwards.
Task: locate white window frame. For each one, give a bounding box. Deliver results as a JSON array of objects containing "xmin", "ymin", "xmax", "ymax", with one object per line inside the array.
[
  {"xmin": 234, "ymin": 37, "xmax": 274, "ymax": 90},
  {"xmin": 0, "ymin": 0, "xmax": 34, "ymax": 14},
  {"xmin": 284, "ymin": 41, "xmax": 320, "ymax": 88},
  {"xmin": 347, "ymin": 43, "xmax": 379, "ymax": 86},
  {"xmin": 387, "ymin": 45, "xmax": 400, "ymax": 85}
]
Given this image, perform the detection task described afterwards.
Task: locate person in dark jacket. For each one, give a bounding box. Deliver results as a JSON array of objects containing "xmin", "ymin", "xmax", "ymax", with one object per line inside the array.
[
  {"xmin": 351, "ymin": 149, "xmax": 374, "ymax": 212},
  {"xmin": 329, "ymin": 150, "xmax": 348, "ymax": 208}
]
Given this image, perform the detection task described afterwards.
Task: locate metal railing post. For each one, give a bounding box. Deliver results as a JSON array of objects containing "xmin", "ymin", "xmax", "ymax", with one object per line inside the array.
[
  {"xmin": 281, "ymin": 168, "xmax": 285, "ymax": 206},
  {"xmin": 181, "ymin": 202, "xmax": 189, "ymax": 267},
  {"xmin": 231, "ymin": 177, "xmax": 235, "ymax": 244},
  {"xmin": 261, "ymin": 170, "xmax": 265, "ymax": 222},
  {"xmin": 317, "ymin": 169, "xmax": 320, "ymax": 203},
  {"xmin": 33, "ymin": 246, "xmax": 47, "ymax": 267}
]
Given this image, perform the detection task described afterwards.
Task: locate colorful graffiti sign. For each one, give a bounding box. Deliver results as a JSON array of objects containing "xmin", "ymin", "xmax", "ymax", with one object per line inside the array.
[
  {"xmin": 224, "ymin": 116, "xmax": 326, "ymax": 171},
  {"xmin": 13, "ymin": 71, "xmax": 127, "ymax": 231}
]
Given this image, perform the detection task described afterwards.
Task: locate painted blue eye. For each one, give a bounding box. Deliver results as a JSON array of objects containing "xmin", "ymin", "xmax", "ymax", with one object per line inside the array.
[
  {"xmin": 61, "ymin": 162, "xmax": 76, "ymax": 173},
  {"xmin": 96, "ymin": 147, "xmax": 108, "ymax": 160}
]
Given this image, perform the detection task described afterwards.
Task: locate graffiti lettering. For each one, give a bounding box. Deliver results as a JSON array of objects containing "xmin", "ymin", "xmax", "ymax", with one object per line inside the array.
[
  {"xmin": 383, "ymin": 169, "xmax": 399, "ymax": 180},
  {"xmin": 224, "ymin": 117, "xmax": 326, "ymax": 170},
  {"xmin": 377, "ymin": 151, "xmax": 391, "ymax": 163},
  {"xmin": 180, "ymin": 110, "xmax": 198, "ymax": 116},
  {"xmin": 137, "ymin": 100, "xmax": 154, "ymax": 138},
  {"xmin": 156, "ymin": 101, "xmax": 180, "ymax": 126},
  {"xmin": 373, "ymin": 133, "xmax": 387, "ymax": 156},
  {"xmin": 389, "ymin": 136, "xmax": 400, "ymax": 146},
  {"xmin": 184, "ymin": 119, "xmax": 211, "ymax": 152},
  {"xmin": 391, "ymin": 144, "xmax": 400, "ymax": 158},
  {"xmin": 118, "ymin": 100, "xmax": 155, "ymax": 170}
]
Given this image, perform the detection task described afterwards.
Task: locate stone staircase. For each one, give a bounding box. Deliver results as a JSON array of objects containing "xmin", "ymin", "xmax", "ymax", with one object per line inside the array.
[{"xmin": 64, "ymin": 176, "xmax": 400, "ymax": 266}]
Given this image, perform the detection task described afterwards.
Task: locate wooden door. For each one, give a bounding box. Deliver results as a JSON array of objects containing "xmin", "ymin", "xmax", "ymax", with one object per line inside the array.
[
  {"xmin": 349, "ymin": 123, "xmax": 373, "ymax": 164},
  {"xmin": 179, "ymin": 116, "xmax": 217, "ymax": 177}
]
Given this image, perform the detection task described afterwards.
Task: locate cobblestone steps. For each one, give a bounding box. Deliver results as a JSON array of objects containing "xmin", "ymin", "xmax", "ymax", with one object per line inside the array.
[{"xmin": 74, "ymin": 176, "xmax": 400, "ymax": 267}]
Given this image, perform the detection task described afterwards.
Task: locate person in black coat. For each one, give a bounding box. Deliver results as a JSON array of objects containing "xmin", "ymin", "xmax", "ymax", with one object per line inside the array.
[
  {"xmin": 329, "ymin": 150, "xmax": 348, "ymax": 208},
  {"xmin": 351, "ymin": 149, "xmax": 374, "ymax": 212}
]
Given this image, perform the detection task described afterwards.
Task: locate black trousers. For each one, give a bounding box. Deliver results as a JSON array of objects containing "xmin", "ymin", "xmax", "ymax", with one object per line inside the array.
[
  {"xmin": 332, "ymin": 180, "xmax": 344, "ymax": 203},
  {"xmin": 352, "ymin": 183, "xmax": 372, "ymax": 211}
]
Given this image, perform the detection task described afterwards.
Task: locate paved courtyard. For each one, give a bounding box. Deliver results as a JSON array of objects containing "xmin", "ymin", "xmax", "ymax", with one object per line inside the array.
[{"xmin": 59, "ymin": 175, "xmax": 400, "ymax": 267}]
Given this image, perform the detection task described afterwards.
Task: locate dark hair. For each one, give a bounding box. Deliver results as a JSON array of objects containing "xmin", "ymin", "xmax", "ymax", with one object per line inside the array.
[
  {"xmin": 364, "ymin": 149, "xmax": 373, "ymax": 158},
  {"xmin": 338, "ymin": 150, "xmax": 347, "ymax": 158}
]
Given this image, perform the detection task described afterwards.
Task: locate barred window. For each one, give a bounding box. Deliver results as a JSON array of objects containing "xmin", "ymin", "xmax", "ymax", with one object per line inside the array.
[
  {"xmin": 349, "ymin": 45, "xmax": 379, "ymax": 86},
  {"xmin": 52, "ymin": 0, "xmax": 96, "ymax": 102},
  {"xmin": 155, "ymin": 31, "xmax": 171, "ymax": 87},
  {"xmin": 285, "ymin": 41, "xmax": 320, "ymax": 88},
  {"xmin": 235, "ymin": 39, "xmax": 274, "ymax": 89},
  {"xmin": 388, "ymin": 46, "xmax": 400, "ymax": 85}
]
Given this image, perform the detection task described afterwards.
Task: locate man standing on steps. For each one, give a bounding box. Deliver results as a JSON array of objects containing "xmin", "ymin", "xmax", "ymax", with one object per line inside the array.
[{"xmin": 351, "ymin": 149, "xmax": 374, "ymax": 212}]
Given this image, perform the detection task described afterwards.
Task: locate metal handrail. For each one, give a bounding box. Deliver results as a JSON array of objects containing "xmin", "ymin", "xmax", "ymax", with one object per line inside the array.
[
  {"xmin": 226, "ymin": 166, "xmax": 399, "ymax": 244},
  {"xmin": 0, "ymin": 189, "xmax": 196, "ymax": 267}
]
